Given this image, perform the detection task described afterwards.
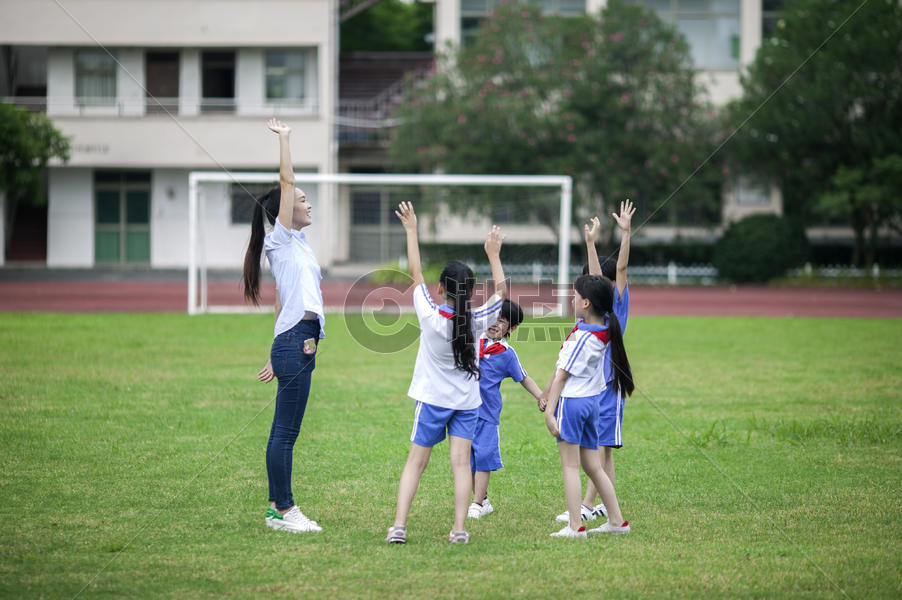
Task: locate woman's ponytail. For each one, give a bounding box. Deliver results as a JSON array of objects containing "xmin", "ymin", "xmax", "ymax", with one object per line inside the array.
[
  {"xmin": 242, "ymin": 187, "xmax": 279, "ymax": 305},
  {"xmin": 441, "ymin": 261, "xmax": 479, "ymax": 380}
]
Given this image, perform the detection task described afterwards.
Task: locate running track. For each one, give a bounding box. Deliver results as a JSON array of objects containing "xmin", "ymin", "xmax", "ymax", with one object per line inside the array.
[{"xmin": 1, "ymin": 279, "xmax": 900, "ymax": 317}]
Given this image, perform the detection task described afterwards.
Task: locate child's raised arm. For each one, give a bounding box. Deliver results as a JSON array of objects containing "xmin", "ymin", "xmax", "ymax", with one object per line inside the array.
[
  {"xmin": 484, "ymin": 225, "xmax": 507, "ymax": 299},
  {"xmin": 584, "ymin": 216, "xmax": 602, "ymax": 276},
  {"xmin": 612, "ymin": 199, "xmax": 636, "ymax": 296},
  {"xmin": 395, "ymin": 201, "xmax": 425, "ymax": 287}
]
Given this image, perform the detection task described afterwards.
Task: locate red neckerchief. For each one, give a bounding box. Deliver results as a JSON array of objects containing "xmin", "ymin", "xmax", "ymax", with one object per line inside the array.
[
  {"xmin": 438, "ymin": 303, "xmax": 454, "ymax": 320},
  {"xmin": 479, "ymin": 338, "xmax": 507, "ymax": 360},
  {"xmin": 561, "ymin": 318, "xmax": 583, "ymax": 349},
  {"xmin": 577, "ymin": 321, "xmax": 610, "ymax": 344}
]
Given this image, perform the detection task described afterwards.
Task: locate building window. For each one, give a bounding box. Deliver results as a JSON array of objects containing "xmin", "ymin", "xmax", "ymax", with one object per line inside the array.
[
  {"xmin": 349, "ymin": 189, "xmax": 407, "ymax": 262},
  {"xmin": 265, "ymin": 50, "xmax": 309, "ymax": 104},
  {"xmin": 461, "ymin": 0, "xmax": 586, "ymax": 42},
  {"xmin": 75, "ymin": 50, "xmax": 116, "ymax": 106},
  {"xmin": 94, "ymin": 171, "xmax": 151, "ymax": 264},
  {"xmin": 145, "ymin": 51, "xmax": 180, "ymax": 114},
  {"xmin": 628, "ymin": 0, "xmax": 740, "ymax": 70},
  {"xmin": 230, "ymin": 183, "xmax": 275, "ymax": 225},
  {"xmin": 735, "ymin": 177, "xmax": 770, "ymax": 206},
  {"xmin": 202, "ymin": 51, "xmax": 236, "ymax": 113}
]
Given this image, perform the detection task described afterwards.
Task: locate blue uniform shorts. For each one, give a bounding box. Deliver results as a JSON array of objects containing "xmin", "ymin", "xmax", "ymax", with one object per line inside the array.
[
  {"xmin": 470, "ymin": 418, "xmax": 503, "ymax": 472},
  {"xmin": 554, "ymin": 395, "xmax": 600, "ymax": 449},
  {"xmin": 410, "ymin": 401, "xmax": 479, "ymax": 447},
  {"xmin": 597, "ymin": 386, "xmax": 624, "ymax": 449}
]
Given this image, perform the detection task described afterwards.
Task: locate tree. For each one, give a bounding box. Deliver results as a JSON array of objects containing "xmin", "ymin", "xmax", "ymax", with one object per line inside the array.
[
  {"xmin": 0, "ymin": 101, "xmax": 70, "ymax": 254},
  {"xmin": 389, "ymin": 0, "xmax": 725, "ymax": 242},
  {"xmin": 727, "ymin": 0, "xmax": 902, "ymax": 267}
]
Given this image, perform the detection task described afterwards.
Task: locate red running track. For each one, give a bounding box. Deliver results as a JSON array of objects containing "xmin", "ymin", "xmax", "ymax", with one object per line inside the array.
[{"xmin": 1, "ymin": 279, "xmax": 900, "ymax": 317}]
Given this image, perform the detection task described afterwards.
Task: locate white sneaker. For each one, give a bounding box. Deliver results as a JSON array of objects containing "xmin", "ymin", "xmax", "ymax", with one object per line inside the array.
[
  {"xmin": 550, "ymin": 524, "xmax": 587, "ymax": 539},
  {"xmin": 593, "ymin": 503, "xmax": 608, "ymax": 518},
  {"xmin": 554, "ymin": 504, "xmax": 596, "ymax": 523},
  {"xmin": 467, "ymin": 498, "xmax": 495, "ymax": 519},
  {"xmin": 268, "ymin": 506, "xmax": 322, "ymax": 533},
  {"xmin": 587, "ymin": 520, "xmax": 630, "ymax": 535}
]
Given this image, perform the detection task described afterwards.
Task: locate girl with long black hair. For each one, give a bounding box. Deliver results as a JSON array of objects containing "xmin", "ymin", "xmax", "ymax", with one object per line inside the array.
[
  {"xmin": 544, "ymin": 274, "xmax": 633, "ymax": 538},
  {"xmin": 385, "ymin": 201, "xmax": 507, "ymax": 545},
  {"xmin": 242, "ymin": 119, "xmax": 324, "ymax": 534}
]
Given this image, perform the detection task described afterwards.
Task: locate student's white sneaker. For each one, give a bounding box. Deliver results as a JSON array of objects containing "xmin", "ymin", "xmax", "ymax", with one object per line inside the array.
[
  {"xmin": 550, "ymin": 524, "xmax": 587, "ymax": 539},
  {"xmin": 593, "ymin": 503, "xmax": 608, "ymax": 518},
  {"xmin": 481, "ymin": 497, "xmax": 494, "ymax": 516},
  {"xmin": 467, "ymin": 498, "xmax": 495, "ymax": 519},
  {"xmin": 587, "ymin": 520, "xmax": 630, "ymax": 535},
  {"xmin": 268, "ymin": 506, "xmax": 322, "ymax": 533},
  {"xmin": 554, "ymin": 504, "xmax": 596, "ymax": 523}
]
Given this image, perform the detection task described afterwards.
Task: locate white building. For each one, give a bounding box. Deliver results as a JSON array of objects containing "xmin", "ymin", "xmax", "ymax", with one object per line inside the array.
[
  {"xmin": 0, "ymin": 0, "xmax": 338, "ymax": 269},
  {"xmin": 1, "ymin": 0, "xmax": 784, "ymax": 270}
]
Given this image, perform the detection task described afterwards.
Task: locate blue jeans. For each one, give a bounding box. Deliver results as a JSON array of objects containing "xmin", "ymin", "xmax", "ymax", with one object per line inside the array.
[{"xmin": 266, "ymin": 319, "xmax": 319, "ymax": 510}]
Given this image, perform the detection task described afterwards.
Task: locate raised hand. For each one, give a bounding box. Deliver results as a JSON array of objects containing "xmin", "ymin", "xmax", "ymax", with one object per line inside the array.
[
  {"xmin": 612, "ymin": 199, "xmax": 636, "ymax": 232},
  {"xmin": 484, "ymin": 225, "xmax": 505, "ymax": 257},
  {"xmin": 267, "ymin": 118, "xmax": 291, "ymax": 136},
  {"xmin": 394, "ymin": 201, "xmax": 417, "ymax": 232},
  {"xmin": 584, "ymin": 216, "xmax": 601, "ymax": 244}
]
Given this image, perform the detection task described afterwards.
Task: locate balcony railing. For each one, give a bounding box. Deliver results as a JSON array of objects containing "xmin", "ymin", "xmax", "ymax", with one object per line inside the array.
[{"xmin": 1, "ymin": 96, "xmax": 318, "ymax": 117}]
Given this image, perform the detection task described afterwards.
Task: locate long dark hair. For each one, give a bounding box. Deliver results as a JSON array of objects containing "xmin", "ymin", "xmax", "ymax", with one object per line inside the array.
[
  {"xmin": 440, "ymin": 260, "xmax": 479, "ymax": 380},
  {"xmin": 573, "ymin": 274, "xmax": 634, "ymax": 397},
  {"xmin": 242, "ymin": 186, "xmax": 281, "ymax": 305}
]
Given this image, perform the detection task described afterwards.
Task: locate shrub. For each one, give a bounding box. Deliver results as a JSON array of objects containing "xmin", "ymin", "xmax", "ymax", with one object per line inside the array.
[{"xmin": 713, "ymin": 214, "xmax": 808, "ymax": 283}]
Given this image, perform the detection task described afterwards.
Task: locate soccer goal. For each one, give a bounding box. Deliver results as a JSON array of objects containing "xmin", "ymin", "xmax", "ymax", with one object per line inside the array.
[{"xmin": 187, "ymin": 171, "xmax": 573, "ymax": 315}]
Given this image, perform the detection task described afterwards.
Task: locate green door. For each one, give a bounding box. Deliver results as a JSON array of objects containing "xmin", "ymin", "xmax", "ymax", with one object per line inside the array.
[{"xmin": 94, "ymin": 172, "xmax": 151, "ymax": 264}]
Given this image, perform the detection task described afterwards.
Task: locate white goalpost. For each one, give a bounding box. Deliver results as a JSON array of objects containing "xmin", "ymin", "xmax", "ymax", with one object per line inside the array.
[{"xmin": 187, "ymin": 171, "xmax": 573, "ymax": 316}]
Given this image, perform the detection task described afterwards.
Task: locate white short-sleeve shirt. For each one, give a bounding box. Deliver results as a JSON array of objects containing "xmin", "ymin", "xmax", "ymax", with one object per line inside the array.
[
  {"xmin": 407, "ymin": 283, "xmax": 503, "ymax": 410},
  {"xmin": 556, "ymin": 321, "xmax": 609, "ymax": 398},
  {"xmin": 264, "ymin": 220, "xmax": 325, "ymax": 338}
]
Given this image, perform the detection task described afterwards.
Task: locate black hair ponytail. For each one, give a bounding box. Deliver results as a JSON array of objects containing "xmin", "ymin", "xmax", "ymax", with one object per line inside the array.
[
  {"xmin": 573, "ymin": 274, "xmax": 634, "ymax": 397},
  {"xmin": 606, "ymin": 310, "xmax": 634, "ymax": 397},
  {"xmin": 242, "ymin": 186, "xmax": 280, "ymax": 305},
  {"xmin": 441, "ymin": 260, "xmax": 479, "ymax": 380}
]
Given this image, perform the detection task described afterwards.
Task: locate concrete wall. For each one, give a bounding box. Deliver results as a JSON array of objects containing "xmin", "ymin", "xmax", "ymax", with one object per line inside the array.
[
  {"xmin": 0, "ymin": 0, "xmax": 332, "ymax": 47},
  {"xmin": 47, "ymin": 168, "xmax": 94, "ymax": 267}
]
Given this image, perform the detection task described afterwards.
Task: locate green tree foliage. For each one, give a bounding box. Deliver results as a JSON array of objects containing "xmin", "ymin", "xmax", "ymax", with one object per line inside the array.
[
  {"xmin": 0, "ymin": 101, "xmax": 69, "ymax": 253},
  {"xmin": 389, "ymin": 0, "xmax": 725, "ymax": 238},
  {"xmin": 727, "ymin": 0, "xmax": 902, "ymax": 266},
  {"xmin": 713, "ymin": 214, "xmax": 808, "ymax": 283},
  {"xmin": 0, "ymin": 101, "xmax": 70, "ymax": 203},
  {"xmin": 341, "ymin": 0, "xmax": 433, "ymax": 52}
]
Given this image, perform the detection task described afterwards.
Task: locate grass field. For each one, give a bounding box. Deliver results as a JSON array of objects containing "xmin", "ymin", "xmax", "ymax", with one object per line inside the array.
[{"xmin": 1, "ymin": 313, "xmax": 900, "ymax": 599}]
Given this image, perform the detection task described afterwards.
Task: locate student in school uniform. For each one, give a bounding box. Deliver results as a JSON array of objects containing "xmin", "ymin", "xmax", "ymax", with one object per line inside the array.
[
  {"xmin": 385, "ymin": 201, "xmax": 507, "ymax": 545},
  {"xmin": 555, "ymin": 200, "xmax": 635, "ymax": 524},
  {"xmin": 544, "ymin": 275, "xmax": 634, "ymax": 538},
  {"xmin": 467, "ymin": 300, "xmax": 544, "ymax": 520}
]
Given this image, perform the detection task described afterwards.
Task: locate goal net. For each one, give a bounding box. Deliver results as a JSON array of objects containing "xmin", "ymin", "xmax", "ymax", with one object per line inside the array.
[{"xmin": 187, "ymin": 172, "xmax": 573, "ymax": 316}]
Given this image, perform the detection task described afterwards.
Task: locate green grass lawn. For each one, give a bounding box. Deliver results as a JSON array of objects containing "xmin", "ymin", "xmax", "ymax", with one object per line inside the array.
[{"xmin": 0, "ymin": 313, "xmax": 900, "ymax": 599}]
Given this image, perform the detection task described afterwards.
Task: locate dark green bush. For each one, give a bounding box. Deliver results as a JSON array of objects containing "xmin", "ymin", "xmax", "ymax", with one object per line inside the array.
[{"xmin": 713, "ymin": 214, "xmax": 809, "ymax": 283}]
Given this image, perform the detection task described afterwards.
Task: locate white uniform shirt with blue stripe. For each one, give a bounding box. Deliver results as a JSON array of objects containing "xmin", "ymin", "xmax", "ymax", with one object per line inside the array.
[
  {"xmin": 263, "ymin": 220, "xmax": 325, "ymax": 338},
  {"xmin": 407, "ymin": 283, "xmax": 503, "ymax": 410},
  {"xmin": 556, "ymin": 322, "xmax": 608, "ymax": 398}
]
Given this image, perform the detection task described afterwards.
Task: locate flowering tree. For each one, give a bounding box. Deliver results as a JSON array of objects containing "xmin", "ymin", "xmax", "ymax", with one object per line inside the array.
[{"xmin": 390, "ymin": 0, "xmax": 725, "ymax": 240}]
